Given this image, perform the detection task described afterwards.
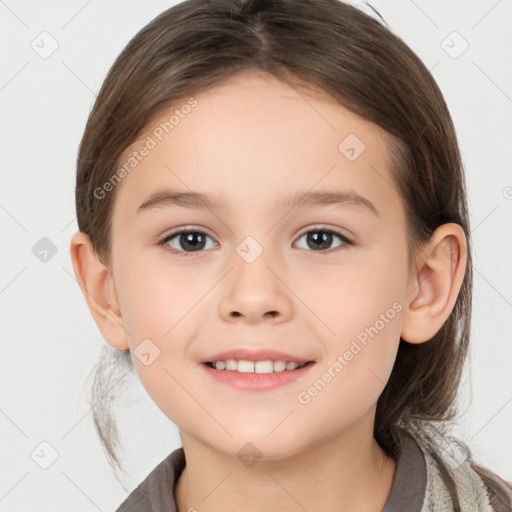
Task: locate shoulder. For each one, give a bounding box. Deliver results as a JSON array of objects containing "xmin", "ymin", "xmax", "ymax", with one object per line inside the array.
[
  {"xmin": 472, "ymin": 463, "xmax": 512, "ymax": 512},
  {"xmin": 116, "ymin": 486, "xmax": 149, "ymax": 512},
  {"xmin": 115, "ymin": 447, "xmax": 186, "ymax": 512},
  {"xmin": 414, "ymin": 431, "xmax": 512, "ymax": 512}
]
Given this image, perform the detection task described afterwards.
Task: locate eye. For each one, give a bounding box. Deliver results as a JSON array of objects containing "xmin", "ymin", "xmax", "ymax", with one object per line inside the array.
[
  {"xmin": 158, "ymin": 226, "xmax": 353, "ymax": 257},
  {"xmin": 158, "ymin": 229, "xmax": 217, "ymax": 257},
  {"xmin": 294, "ymin": 227, "xmax": 353, "ymax": 253}
]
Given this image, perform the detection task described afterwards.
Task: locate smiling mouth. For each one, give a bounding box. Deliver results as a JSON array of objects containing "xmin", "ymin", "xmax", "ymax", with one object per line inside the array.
[{"xmin": 203, "ymin": 360, "xmax": 315, "ymax": 374}]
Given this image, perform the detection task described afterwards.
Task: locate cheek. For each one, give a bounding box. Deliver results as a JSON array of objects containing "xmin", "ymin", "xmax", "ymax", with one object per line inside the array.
[
  {"xmin": 299, "ymin": 247, "xmax": 406, "ymax": 410},
  {"xmin": 114, "ymin": 261, "xmax": 203, "ymax": 421},
  {"xmin": 301, "ymin": 245, "xmax": 407, "ymax": 340},
  {"xmin": 296, "ymin": 297, "xmax": 403, "ymax": 435},
  {"xmin": 116, "ymin": 249, "xmax": 207, "ymax": 341}
]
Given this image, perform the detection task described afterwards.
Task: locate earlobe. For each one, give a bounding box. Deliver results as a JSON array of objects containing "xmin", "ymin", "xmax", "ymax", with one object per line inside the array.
[
  {"xmin": 401, "ymin": 223, "xmax": 467, "ymax": 344},
  {"xmin": 69, "ymin": 231, "xmax": 130, "ymax": 351}
]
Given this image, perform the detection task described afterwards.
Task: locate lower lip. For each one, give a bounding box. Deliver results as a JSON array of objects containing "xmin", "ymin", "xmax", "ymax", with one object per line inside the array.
[{"xmin": 200, "ymin": 361, "xmax": 316, "ymax": 392}]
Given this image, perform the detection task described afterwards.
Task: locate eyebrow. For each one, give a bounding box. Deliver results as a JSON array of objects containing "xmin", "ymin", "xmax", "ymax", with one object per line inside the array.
[{"xmin": 137, "ymin": 188, "xmax": 379, "ymax": 216}]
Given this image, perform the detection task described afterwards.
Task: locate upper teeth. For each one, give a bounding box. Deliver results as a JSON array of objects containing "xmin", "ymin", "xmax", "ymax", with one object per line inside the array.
[{"xmin": 210, "ymin": 359, "xmax": 306, "ymax": 373}]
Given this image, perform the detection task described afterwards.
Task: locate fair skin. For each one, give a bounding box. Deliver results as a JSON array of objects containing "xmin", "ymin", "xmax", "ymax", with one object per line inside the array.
[{"xmin": 70, "ymin": 71, "xmax": 467, "ymax": 511}]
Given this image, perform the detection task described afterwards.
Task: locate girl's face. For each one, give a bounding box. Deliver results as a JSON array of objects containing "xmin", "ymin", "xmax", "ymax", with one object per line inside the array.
[{"xmin": 109, "ymin": 71, "xmax": 413, "ymax": 459}]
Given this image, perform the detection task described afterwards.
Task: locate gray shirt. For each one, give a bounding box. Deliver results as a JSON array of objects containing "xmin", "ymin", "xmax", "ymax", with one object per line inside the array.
[{"xmin": 115, "ymin": 428, "xmax": 511, "ymax": 511}]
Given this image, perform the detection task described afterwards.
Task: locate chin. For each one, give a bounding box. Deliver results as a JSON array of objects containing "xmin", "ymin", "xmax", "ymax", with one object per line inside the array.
[{"xmin": 214, "ymin": 431, "xmax": 308, "ymax": 463}]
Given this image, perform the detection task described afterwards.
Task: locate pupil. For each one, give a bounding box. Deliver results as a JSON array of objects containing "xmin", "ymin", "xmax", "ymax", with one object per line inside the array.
[
  {"xmin": 182, "ymin": 232, "xmax": 205, "ymax": 251},
  {"xmin": 308, "ymin": 231, "xmax": 332, "ymax": 250},
  {"xmin": 178, "ymin": 231, "xmax": 332, "ymax": 252}
]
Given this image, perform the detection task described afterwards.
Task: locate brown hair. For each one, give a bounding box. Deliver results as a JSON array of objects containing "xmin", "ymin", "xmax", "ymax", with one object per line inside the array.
[{"xmin": 76, "ymin": 0, "xmax": 485, "ymax": 505}]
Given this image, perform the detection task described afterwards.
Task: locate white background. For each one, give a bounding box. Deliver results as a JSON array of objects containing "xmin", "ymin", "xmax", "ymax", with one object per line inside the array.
[{"xmin": 1, "ymin": 0, "xmax": 511, "ymax": 510}]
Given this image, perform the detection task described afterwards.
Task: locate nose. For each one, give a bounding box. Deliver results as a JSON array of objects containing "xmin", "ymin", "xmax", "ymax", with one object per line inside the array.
[{"xmin": 218, "ymin": 247, "xmax": 293, "ymax": 324}]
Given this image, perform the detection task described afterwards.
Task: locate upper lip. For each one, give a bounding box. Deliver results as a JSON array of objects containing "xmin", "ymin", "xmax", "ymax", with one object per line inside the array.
[{"xmin": 200, "ymin": 348, "xmax": 314, "ymax": 364}]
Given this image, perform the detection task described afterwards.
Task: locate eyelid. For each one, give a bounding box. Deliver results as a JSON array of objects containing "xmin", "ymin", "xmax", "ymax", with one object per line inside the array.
[
  {"xmin": 295, "ymin": 224, "xmax": 354, "ymax": 244},
  {"xmin": 157, "ymin": 226, "xmax": 217, "ymax": 255},
  {"xmin": 158, "ymin": 224, "xmax": 353, "ymax": 244},
  {"xmin": 157, "ymin": 224, "xmax": 354, "ymax": 257},
  {"xmin": 156, "ymin": 225, "xmax": 216, "ymax": 245}
]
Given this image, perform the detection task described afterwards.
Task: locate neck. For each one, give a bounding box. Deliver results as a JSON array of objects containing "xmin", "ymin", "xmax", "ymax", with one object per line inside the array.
[{"xmin": 174, "ymin": 418, "xmax": 396, "ymax": 512}]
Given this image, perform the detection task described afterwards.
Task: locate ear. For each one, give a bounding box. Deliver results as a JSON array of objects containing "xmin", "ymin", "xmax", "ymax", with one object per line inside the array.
[
  {"xmin": 401, "ymin": 223, "xmax": 468, "ymax": 344},
  {"xmin": 69, "ymin": 231, "xmax": 129, "ymax": 351}
]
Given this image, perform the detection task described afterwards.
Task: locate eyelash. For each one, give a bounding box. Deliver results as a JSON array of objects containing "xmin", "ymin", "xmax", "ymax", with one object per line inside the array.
[{"xmin": 157, "ymin": 226, "xmax": 354, "ymax": 258}]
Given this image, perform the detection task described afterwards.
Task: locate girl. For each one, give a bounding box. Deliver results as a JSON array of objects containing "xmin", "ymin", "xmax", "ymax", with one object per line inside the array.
[{"xmin": 69, "ymin": 0, "xmax": 512, "ymax": 510}]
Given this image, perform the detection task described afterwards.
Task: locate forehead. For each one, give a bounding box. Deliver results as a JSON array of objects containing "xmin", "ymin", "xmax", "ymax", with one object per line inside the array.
[{"xmin": 112, "ymin": 71, "xmax": 401, "ymax": 220}]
